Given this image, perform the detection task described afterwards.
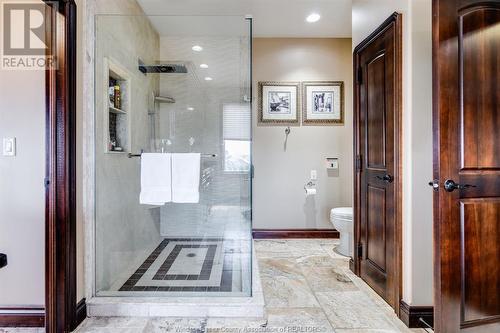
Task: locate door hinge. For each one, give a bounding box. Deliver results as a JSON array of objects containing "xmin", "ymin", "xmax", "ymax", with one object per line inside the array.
[
  {"xmin": 44, "ymin": 177, "xmax": 50, "ymax": 188},
  {"xmin": 356, "ymin": 155, "xmax": 362, "ymax": 171},
  {"xmin": 357, "ymin": 244, "xmax": 363, "ymax": 258},
  {"xmin": 357, "ymin": 67, "xmax": 363, "ymax": 85}
]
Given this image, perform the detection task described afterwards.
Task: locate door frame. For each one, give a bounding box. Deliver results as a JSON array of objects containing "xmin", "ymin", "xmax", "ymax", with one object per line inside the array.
[
  {"xmin": 44, "ymin": 0, "xmax": 81, "ymax": 332},
  {"xmin": 352, "ymin": 12, "xmax": 403, "ymax": 315}
]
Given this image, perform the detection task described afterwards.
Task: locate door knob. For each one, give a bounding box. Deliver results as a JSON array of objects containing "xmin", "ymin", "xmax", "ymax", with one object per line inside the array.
[
  {"xmin": 443, "ymin": 179, "xmax": 476, "ymax": 192},
  {"xmin": 376, "ymin": 174, "xmax": 393, "ymax": 183}
]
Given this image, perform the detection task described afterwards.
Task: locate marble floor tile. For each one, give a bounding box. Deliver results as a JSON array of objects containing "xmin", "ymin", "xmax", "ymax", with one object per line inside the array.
[
  {"xmin": 76, "ymin": 328, "xmax": 143, "ymax": 333},
  {"xmin": 302, "ymin": 266, "xmax": 359, "ymax": 292},
  {"xmin": 0, "ymin": 329, "xmax": 45, "ymax": 333},
  {"xmin": 261, "ymin": 275, "xmax": 319, "ymax": 308},
  {"xmin": 320, "ymin": 243, "xmax": 352, "ymax": 259},
  {"xmin": 266, "ymin": 307, "xmax": 334, "ymax": 333},
  {"xmin": 316, "ymin": 293, "xmax": 396, "ymax": 330},
  {"xmin": 315, "ymin": 291, "xmax": 379, "ymax": 309},
  {"xmin": 296, "ymin": 254, "xmax": 349, "ymax": 268},
  {"xmin": 206, "ymin": 317, "xmax": 267, "ymax": 330},
  {"xmin": 318, "ymin": 239, "xmax": 341, "ymax": 245},
  {"xmin": 76, "ymin": 316, "xmax": 149, "ymax": 330},
  {"xmin": 286, "ymin": 239, "xmax": 329, "ymax": 257},
  {"xmin": 253, "ymin": 240, "xmax": 295, "ymax": 258},
  {"xmin": 321, "ymin": 306, "xmax": 396, "ymax": 330},
  {"xmin": 343, "ymin": 270, "xmax": 394, "ymax": 310},
  {"xmin": 143, "ymin": 317, "xmax": 207, "ymax": 333},
  {"xmin": 258, "ymin": 258, "xmax": 303, "ymax": 279}
]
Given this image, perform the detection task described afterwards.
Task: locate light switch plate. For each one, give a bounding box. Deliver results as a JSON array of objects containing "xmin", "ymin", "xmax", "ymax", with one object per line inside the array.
[
  {"xmin": 3, "ymin": 138, "xmax": 16, "ymax": 156},
  {"xmin": 310, "ymin": 170, "xmax": 317, "ymax": 180}
]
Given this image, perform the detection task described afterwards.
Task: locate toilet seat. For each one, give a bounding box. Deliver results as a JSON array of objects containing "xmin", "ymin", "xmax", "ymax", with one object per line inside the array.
[{"xmin": 331, "ymin": 207, "xmax": 353, "ymax": 220}]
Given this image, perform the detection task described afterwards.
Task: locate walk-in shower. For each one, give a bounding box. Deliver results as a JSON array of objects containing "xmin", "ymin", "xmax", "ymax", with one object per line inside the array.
[{"xmin": 93, "ymin": 15, "xmax": 252, "ymax": 299}]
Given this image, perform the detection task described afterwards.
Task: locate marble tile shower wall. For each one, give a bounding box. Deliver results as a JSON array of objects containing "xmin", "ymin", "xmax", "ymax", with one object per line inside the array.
[
  {"xmin": 94, "ymin": 15, "xmax": 161, "ymax": 292},
  {"xmin": 157, "ymin": 36, "xmax": 251, "ymax": 238}
]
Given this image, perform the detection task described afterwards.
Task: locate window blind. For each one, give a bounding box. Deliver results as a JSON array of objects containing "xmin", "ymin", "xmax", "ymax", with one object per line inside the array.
[{"xmin": 223, "ymin": 103, "xmax": 251, "ymax": 141}]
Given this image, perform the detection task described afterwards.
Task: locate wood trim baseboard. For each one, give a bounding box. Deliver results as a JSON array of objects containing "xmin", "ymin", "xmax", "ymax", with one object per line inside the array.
[
  {"xmin": 399, "ymin": 300, "xmax": 434, "ymax": 329},
  {"xmin": 252, "ymin": 229, "xmax": 339, "ymax": 239},
  {"xmin": 74, "ymin": 298, "xmax": 87, "ymax": 329},
  {"xmin": 0, "ymin": 308, "xmax": 45, "ymax": 327}
]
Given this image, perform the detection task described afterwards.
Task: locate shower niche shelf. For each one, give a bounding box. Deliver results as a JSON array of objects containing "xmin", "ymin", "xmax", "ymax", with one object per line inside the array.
[{"xmin": 104, "ymin": 58, "xmax": 131, "ymax": 154}]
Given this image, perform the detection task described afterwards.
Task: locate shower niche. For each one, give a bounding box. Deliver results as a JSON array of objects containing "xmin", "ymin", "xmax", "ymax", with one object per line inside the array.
[{"xmin": 104, "ymin": 58, "xmax": 131, "ymax": 153}]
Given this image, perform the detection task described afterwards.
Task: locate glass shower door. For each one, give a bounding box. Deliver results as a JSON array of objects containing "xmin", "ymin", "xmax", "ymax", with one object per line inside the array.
[{"xmin": 94, "ymin": 15, "xmax": 252, "ymax": 297}]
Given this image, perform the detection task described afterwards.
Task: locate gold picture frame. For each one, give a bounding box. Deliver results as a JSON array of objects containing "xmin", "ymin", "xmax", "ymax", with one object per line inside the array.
[
  {"xmin": 302, "ymin": 81, "xmax": 344, "ymax": 125},
  {"xmin": 258, "ymin": 81, "xmax": 300, "ymax": 125}
]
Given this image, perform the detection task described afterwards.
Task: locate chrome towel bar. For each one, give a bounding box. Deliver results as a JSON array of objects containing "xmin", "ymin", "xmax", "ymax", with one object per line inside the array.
[{"xmin": 128, "ymin": 152, "xmax": 217, "ymax": 158}]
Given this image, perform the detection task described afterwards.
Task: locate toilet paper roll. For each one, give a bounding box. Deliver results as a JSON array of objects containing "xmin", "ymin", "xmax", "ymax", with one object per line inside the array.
[{"xmin": 305, "ymin": 188, "xmax": 317, "ymax": 196}]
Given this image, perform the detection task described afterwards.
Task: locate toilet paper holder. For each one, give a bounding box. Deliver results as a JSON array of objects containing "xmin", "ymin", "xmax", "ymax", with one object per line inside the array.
[
  {"xmin": 304, "ymin": 180, "xmax": 317, "ymax": 195},
  {"xmin": 304, "ymin": 180, "xmax": 316, "ymax": 190}
]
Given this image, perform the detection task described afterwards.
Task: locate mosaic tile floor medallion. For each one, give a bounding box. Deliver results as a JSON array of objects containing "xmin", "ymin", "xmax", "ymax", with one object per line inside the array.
[{"xmin": 119, "ymin": 238, "xmax": 248, "ymax": 295}]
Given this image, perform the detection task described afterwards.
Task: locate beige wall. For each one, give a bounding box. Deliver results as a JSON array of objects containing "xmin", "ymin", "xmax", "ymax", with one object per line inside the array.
[
  {"xmin": 0, "ymin": 0, "xmax": 46, "ymax": 305},
  {"xmin": 252, "ymin": 38, "xmax": 353, "ymax": 230},
  {"xmin": 352, "ymin": 0, "xmax": 433, "ymax": 306},
  {"xmin": 0, "ymin": 69, "xmax": 45, "ymax": 307}
]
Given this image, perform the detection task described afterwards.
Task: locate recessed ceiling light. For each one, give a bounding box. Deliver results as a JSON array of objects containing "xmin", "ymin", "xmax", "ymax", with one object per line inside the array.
[
  {"xmin": 200, "ymin": 64, "xmax": 209, "ymax": 69},
  {"xmin": 192, "ymin": 45, "xmax": 203, "ymax": 52},
  {"xmin": 306, "ymin": 13, "xmax": 321, "ymax": 23},
  {"xmin": 204, "ymin": 77, "xmax": 213, "ymax": 81},
  {"xmin": 187, "ymin": 106, "xmax": 195, "ymax": 111}
]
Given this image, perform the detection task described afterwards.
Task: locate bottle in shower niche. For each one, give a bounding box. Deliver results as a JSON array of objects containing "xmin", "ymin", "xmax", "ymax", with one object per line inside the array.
[
  {"xmin": 114, "ymin": 84, "xmax": 121, "ymax": 109},
  {"xmin": 108, "ymin": 86, "xmax": 115, "ymax": 106},
  {"xmin": 109, "ymin": 78, "xmax": 116, "ymax": 106}
]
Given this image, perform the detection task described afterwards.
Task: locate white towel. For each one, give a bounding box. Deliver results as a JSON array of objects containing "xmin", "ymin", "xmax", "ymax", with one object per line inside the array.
[
  {"xmin": 171, "ymin": 153, "xmax": 201, "ymax": 203},
  {"xmin": 140, "ymin": 153, "xmax": 172, "ymax": 205}
]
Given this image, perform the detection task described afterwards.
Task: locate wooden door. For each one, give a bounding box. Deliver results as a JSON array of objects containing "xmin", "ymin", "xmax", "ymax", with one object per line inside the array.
[
  {"xmin": 433, "ymin": 1, "xmax": 500, "ymax": 332},
  {"xmin": 354, "ymin": 13, "xmax": 402, "ymax": 310}
]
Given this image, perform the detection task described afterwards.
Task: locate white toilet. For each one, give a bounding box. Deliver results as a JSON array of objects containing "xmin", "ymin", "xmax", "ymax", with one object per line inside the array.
[{"xmin": 330, "ymin": 207, "xmax": 353, "ymax": 257}]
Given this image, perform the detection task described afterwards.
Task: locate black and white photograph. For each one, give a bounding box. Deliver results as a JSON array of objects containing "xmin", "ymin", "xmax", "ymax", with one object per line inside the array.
[
  {"xmin": 258, "ymin": 81, "xmax": 300, "ymax": 125},
  {"xmin": 268, "ymin": 91, "xmax": 291, "ymax": 114},
  {"xmin": 303, "ymin": 81, "xmax": 344, "ymax": 125},
  {"xmin": 312, "ymin": 91, "xmax": 334, "ymax": 113}
]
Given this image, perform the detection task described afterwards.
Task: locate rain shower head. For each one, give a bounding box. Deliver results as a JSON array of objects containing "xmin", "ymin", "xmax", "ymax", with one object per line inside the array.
[{"xmin": 138, "ymin": 59, "xmax": 188, "ymax": 75}]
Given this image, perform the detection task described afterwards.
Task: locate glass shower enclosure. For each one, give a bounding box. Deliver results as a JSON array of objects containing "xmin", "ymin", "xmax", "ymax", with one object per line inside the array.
[{"xmin": 94, "ymin": 15, "xmax": 252, "ymax": 297}]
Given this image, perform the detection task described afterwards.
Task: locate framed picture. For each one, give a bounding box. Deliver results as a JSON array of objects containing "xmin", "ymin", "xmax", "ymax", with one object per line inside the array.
[
  {"xmin": 258, "ymin": 81, "xmax": 300, "ymax": 125},
  {"xmin": 302, "ymin": 81, "xmax": 344, "ymax": 125}
]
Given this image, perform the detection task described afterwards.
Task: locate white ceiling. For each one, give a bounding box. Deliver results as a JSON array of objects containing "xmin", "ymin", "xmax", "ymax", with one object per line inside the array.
[{"xmin": 136, "ymin": 0, "xmax": 352, "ymax": 38}]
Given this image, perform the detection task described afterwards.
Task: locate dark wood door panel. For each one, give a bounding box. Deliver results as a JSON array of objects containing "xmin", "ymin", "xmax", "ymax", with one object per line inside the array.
[
  {"xmin": 366, "ymin": 185, "xmax": 387, "ymax": 272},
  {"xmin": 461, "ymin": 199, "xmax": 500, "ymax": 325},
  {"xmin": 459, "ymin": 172, "xmax": 500, "ymax": 198},
  {"xmin": 366, "ymin": 53, "xmax": 387, "ymax": 169},
  {"xmin": 460, "ymin": 7, "xmax": 500, "ymax": 170},
  {"xmin": 361, "ymin": 257, "xmax": 388, "ymax": 297},
  {"xmin": 434, "ymin": 1, "xmax": 500, "ymax": 332},
  {"xmin": 354, "ymin": 13, "xmax": 402, "ymax": 312}
]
